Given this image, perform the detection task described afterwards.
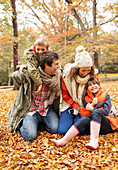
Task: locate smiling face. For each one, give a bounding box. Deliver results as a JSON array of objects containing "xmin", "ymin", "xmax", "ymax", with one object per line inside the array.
[
  {"xmin": 45, "ymin": 59, "xmax": 60, "ymax": 76},
  {"xmin": 79, "ymin": 67, "xmax": 91, "ymax": 78},
  {"xmin": 88, "ymin": 82, "xmax": 100, "ymax": 94}
]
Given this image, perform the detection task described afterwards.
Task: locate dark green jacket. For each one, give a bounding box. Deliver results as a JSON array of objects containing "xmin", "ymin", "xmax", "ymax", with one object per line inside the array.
[
  {"xmin": 7, "ymin": 70, "xmax": 33, "ymax": 132},
  {"xmin": 26, "ymin": 50, "xmax": 42, "ymax": 86}
]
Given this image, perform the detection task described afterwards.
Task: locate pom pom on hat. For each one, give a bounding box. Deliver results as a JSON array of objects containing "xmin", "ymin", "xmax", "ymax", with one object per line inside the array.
[
  {"xmin": 75, "ymin": 45, "xmax": 93, "ymax": 68},
  {"xmin": 76, "ymin": 45, "xmax": 85, "ymax": 53}
]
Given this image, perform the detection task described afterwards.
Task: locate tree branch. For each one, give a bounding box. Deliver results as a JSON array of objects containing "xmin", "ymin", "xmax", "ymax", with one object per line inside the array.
[
  {"xmin": 65, "ymin": 0, "xmax": 87, "ymax": 36},
  {"xmin": 67, "ymin": 34, "xmax": 80, "ymax": 41},
  {"xmin": 99, "ymin": 15, "xmax": 118, "ymax": 26}
]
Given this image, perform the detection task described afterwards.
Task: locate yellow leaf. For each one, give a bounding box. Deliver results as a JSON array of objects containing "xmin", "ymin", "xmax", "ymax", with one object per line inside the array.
[
  {"xmin": 0, "ymin": 151, "xmax": 4, "ymax": 157},
  {"xmin": 49, "ymin": 154, "xmax": 54, "ymax": 160},
  {"xmin": 38, "ymin": 161, "xmax": 43, "ymax": 168}
]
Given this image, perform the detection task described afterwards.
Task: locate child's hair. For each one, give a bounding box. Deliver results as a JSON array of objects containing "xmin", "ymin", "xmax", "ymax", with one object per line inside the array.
[
  {"xmin": 82, "ymin": 78, "xmax": 100, "ymax": 104},
  {"xmin": 85, "ymin": 78, "xmax": 100, "ymax": 90},
  {"xmin": 39, "ymin": 51, "xmax": 59, "ymax": 70},
  {"xmin": 34, "ymin": 38, "xmax": 49, "ymax": 50}
]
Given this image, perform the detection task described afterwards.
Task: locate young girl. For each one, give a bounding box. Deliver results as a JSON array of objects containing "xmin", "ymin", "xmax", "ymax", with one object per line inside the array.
[{"xmin": 51, "ymin": 78, "xmax": 118, "ymax": 149}]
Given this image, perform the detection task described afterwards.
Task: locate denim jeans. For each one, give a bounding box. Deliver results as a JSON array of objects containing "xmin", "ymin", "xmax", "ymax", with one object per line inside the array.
[
  {"xmin": 91, "ymin": 109, "xmax": 113, "ymax": 135},
  {"xmin": 58, "ymin": 107, "xmax": 81, "ymax": 135},
  {"xmin": 19, "ymin": 108, "xmax": 59, "ymax": 141},
  {"xmin": 74, "ymin": 109, "xmax": 113, "ymax": 135},
  {"xmin": 74, "ymin": 116, "xmax": 91, "ymax": 134}
]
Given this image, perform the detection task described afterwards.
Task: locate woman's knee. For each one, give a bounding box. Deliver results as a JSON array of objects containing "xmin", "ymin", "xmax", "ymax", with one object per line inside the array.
[
  {"xmin": 58, "ymin": 126, "xmax": 68, "ymax": 135},
  {"xmin": 58, "ymin": 118, "xmax": 71, "ymax": 135}
]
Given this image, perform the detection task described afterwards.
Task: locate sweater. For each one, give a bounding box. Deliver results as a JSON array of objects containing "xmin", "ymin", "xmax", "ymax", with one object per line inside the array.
[{"xmin": 61, "ymin": 74, "xmax": 99, "ymax": 113}]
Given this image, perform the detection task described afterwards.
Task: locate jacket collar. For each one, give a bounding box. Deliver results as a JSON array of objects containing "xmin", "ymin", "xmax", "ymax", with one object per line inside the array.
[{"xmin": 87, "ymin": 88, "xmax": 102, "ymax": 99}]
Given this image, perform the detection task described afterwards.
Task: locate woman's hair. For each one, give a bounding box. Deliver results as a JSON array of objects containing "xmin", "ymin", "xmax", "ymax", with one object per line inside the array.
[
  {"xmin": 82, "ymin": 78, "xmax": 100, "ymax": 104},
  {"xmin": 70, "ymin": 65, "xmax": 95, "ymax": 81}
]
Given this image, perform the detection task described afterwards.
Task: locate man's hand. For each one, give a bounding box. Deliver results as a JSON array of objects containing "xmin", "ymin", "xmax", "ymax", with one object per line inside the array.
[
  {"xmin": 36, "ymin": 84, "xmax": 42, "ymax": 95},
  {"xmin": 86, "ymin": 103, "xmax": 94, "ymax": 111}
]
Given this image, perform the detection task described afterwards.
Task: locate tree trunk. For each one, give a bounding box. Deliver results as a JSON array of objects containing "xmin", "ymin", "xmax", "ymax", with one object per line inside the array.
[
  {"xmin": 8, "ymin": 61, "xmax": 11, "ymax": 86},
  {"xmin": 93, "ymin": 0, "xmax": 97, "ymax": 40},
  {"xmin": 93, "ymin": 50, "xmax": 99, "ymax": 68},
  {"xmin": 93, "ymin": 0, "xmax": 99, "ymax": 68},
  {"xmin": 11, "ymin": 0, "xmax": 19, "ymax": 90},
  {"xmin": 11, "ymin": 0, "xmax": 19, "ymax": 71}
]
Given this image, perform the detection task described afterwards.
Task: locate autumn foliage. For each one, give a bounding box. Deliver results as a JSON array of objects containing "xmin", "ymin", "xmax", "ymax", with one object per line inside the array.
[{"xmin": 0, "ymin": 81, "xmax": 118, "ymax": 169}]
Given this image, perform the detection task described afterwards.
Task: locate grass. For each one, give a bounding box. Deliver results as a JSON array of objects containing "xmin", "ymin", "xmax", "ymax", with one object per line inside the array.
[{"xmin": 98, "ymin": 73, "xmax": 118, "ymax": 78}]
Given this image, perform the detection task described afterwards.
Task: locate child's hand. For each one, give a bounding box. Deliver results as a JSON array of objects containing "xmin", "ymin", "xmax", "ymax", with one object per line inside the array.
[
  {"xmin": 36, "ymin": 84, "xmax": 42, "ymax": 95},
  {"xmin": 86, "ymin": 103, "xmax": 94, "ymax": 111},
  {"xmin": 92, "ymin": 97, "xmax": 98, "ymax": 106}
]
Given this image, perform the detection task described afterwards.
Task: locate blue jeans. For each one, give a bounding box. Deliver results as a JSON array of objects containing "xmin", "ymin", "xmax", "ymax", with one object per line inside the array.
[
  {"xmin": 58, "ymin": 107, "xmax": 81, "ymax": 135},
  {"xmin": 74, "ymin": 116, "xmax": 91, "ymax": 134},
  {"xmin": 91, "ymin": 109, "xmax": 113, "ymax": 135},
  {"xmin": 19, "ymin": 108, "xmax": 59, "ymax": 141},
  {"xmin": 74, "ymin": 109, "xmax": 113, "ymax": 135}
]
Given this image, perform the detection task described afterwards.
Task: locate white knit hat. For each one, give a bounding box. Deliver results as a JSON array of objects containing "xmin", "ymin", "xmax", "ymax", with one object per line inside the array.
[{"xmin": 75, "ymin": 45, "xmax": 93, "ymax": 68}]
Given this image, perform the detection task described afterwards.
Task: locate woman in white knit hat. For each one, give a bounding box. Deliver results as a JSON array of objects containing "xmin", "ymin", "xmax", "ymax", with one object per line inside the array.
[{"xmin": 51, "ymin": 45, "xmax": 99, "ymax": 146}]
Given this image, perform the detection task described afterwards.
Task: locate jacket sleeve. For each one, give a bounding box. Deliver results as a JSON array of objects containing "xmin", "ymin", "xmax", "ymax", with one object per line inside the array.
[
  {"xmin": 62, "ymin": 79, "xmax": 80, "ymax": 109},
  {"xmin": 12, "ymin": 70, "xmax": 26, "ymax": 86},
  {"xmin": 93, "ymin": 93, "xmax": 111, "ymax": 116},
  {"xmin": 26, "ymin": 51, "xmax": 42, "ymax": 86}
]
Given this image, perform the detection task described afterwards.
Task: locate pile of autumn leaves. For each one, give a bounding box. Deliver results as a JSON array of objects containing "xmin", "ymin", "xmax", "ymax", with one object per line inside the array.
[{"xmin": 0, "ymin": 81, "xmax": 118, "ymax": 170}]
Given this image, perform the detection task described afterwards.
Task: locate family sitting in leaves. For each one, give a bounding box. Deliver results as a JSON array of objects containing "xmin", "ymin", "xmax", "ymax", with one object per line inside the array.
[{"xmin": 8, "ymin": 38, "xmax": 118, "ymax": 150}]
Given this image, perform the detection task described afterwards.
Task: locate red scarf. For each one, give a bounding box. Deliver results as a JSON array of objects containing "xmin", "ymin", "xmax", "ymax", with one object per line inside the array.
[{"xmin": 29, "ymin": 45, "xmax": 36, "ymax": 53}]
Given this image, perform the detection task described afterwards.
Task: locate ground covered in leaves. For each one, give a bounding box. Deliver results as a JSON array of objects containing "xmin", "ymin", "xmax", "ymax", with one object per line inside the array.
[{"xmin": 0, "ymin": 81, "xmax": 118, "ymax": 170}]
